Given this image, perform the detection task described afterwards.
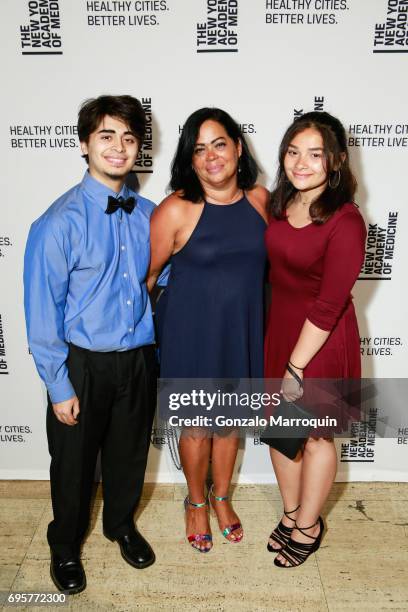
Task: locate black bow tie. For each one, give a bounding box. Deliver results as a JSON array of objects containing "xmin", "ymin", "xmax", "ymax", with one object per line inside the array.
[{"xmin": 105, "ymin": 195, "xmax": 135, "ymax": 215}]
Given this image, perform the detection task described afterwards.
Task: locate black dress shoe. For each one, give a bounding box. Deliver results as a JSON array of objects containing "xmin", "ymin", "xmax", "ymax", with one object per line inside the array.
[
  {"xmin": 50, "ymin": 553, "xmax": 86, "ymax": 594},
  {"xmin": 105, "ymin": 529, "xmax": 155, "ymax": 569}
]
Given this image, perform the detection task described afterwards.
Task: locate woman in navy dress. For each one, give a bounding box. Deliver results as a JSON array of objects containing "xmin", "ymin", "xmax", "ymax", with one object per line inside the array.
[{"xmin": 148, "ymin": 108, "xmax": 268, "ymax": 552}]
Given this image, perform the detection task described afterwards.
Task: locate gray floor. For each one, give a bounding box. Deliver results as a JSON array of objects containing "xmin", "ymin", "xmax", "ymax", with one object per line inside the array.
[{"xmin": 1, "ymin": 481, "xmax": 407, "ymax": 611}]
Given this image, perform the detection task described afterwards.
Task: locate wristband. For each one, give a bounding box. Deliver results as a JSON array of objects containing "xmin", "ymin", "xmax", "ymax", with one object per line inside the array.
[
  {"xmin": 288, "ymin": 360, "xmax": 305, "ymax": 371},
  {"xmin": 286, "ymin": 362, "xmax": 303, "ymax": 388}
]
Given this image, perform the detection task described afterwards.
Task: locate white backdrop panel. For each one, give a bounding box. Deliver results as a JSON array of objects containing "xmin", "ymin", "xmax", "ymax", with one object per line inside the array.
[{"xmin": 1, "ymin": 0, "xmax": 407, "ymax": 481}]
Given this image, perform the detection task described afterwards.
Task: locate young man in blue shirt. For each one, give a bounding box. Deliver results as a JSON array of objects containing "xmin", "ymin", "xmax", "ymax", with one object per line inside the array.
[{"xmin": 24, "ymin": 95, "xmax": 157, "ymax": 594}]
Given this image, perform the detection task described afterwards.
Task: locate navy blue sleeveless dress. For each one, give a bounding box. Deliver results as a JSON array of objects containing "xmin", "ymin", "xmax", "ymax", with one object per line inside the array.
[{"xmin": 155, "ymin": 196, "xmax": 267, "ymax": 378}]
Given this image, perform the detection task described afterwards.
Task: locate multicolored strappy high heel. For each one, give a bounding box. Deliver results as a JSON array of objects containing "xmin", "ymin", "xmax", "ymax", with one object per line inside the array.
[
  {"xmin": 267, "ymin": 505, "xmax": 300, "ymax": 552},
  {"xmin": 184, "ymin": 497, "xmax": 213, "ymax": 553},
  {"xmin": 209, "ymin": 484, "xmax": 243, "ymax": 543},
  {"xmin": 274, "ymin": 516, "xmax": 324, "ymax": 568}
]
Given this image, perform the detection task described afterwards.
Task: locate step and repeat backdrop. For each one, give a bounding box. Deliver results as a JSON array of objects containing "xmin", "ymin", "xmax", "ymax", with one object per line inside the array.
[{"xmin": 1, "ymin": 0, "xmax": 407, "ymax": 482}]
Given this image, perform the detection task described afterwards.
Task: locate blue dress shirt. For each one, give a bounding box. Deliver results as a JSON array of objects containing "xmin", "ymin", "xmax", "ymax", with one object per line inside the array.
[{"xmin": 24, "ymin": 171, "xmax": 156, "ymax": 404}]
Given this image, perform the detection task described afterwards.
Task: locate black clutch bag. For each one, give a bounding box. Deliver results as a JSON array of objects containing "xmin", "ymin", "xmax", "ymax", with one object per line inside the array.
[
  {"xmin": 260, "ymin": 399, "xmax": 313, "ymax": 459},
  {"xmin": 260, "ymin": 363, "xmax": 312, "ymax": 459}
]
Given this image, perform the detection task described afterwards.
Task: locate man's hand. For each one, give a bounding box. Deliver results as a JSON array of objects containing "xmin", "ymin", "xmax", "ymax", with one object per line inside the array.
[{"xmin": 52, "ymin": 396, "xmax": 80, "ymax": 425}]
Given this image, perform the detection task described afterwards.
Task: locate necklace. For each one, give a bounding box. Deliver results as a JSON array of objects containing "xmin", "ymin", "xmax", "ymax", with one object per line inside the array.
[
  {"xmin": 206, "ymin": 188, "xmax": 243, "ymax": 205},
  {"xmin": 295, "ymin": 193, "xmax": 310, "ymax": 207}
]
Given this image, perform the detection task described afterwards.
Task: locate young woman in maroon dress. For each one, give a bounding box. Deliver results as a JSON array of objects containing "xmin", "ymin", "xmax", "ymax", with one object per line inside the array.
[{"xmin": 263, "ymin": 111, "xmax": 366, "ymax": 568}]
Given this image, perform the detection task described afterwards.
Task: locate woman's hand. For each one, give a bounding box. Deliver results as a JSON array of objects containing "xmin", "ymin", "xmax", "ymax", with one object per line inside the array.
[
  {"xmin": 280, "ymin": 367, "xmax": 304, "ymax": 403},
  {"xmin": 279, "ymin": 318, "xmax": 330, "ymax": 402}
]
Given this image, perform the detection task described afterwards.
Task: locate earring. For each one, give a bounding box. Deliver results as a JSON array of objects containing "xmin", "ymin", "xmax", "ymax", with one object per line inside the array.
[
  {"xmin": 329, "ymin": 169, "xmax": 341, "ymax": 189},
  {"xmin": 238, "ymin": 157, "xmax": 242, "ymax": 173}
]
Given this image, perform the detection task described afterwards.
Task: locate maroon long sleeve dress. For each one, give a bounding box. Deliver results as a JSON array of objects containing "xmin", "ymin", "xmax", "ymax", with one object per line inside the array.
[{"xmin": 264, "ymin": 202, "xmax": 366, "ymax": 432}]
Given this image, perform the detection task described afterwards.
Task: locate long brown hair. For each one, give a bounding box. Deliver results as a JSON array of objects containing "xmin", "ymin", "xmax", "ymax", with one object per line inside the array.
[{"xmin": 270, "ymin": 111, "xmax": 357, "ymax": 223}]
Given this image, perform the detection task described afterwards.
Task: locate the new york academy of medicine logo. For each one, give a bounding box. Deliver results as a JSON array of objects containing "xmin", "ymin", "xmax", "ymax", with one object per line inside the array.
[{"xmin": 19, "ymin": 0, "xmax": 63, "ymax": 55}]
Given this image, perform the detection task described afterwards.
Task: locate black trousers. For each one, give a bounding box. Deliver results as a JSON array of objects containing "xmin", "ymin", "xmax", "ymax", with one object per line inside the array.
[{"xmin": 46, "ymin": 343, "xmax": 157, "ymax": 558}]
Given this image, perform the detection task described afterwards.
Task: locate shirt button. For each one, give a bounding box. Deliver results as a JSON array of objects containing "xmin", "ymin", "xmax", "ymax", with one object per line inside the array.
[
  {"xmin": 126, "ymin": 300, "xmax": 131, "ymax": 305},
  {"xmin": 121, "ymin": 245, "xmax": 125, "ymax": 251},
  {"xmin": 123, "ymin": 273, "xmax": 128, "ymax": 278},
  {"xmin": 128, "ymin": 327, "xmax": 133, "ymax": 333}
]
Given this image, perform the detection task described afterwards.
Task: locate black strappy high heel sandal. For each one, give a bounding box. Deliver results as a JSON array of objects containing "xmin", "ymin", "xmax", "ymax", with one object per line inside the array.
[
  {"xmin": 274, "ymin": 516, "xmax": 324, "ymax": 568},
  {"xmin": 267, "ymin": 505, "xmax": 300, "ymax": 552}
]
